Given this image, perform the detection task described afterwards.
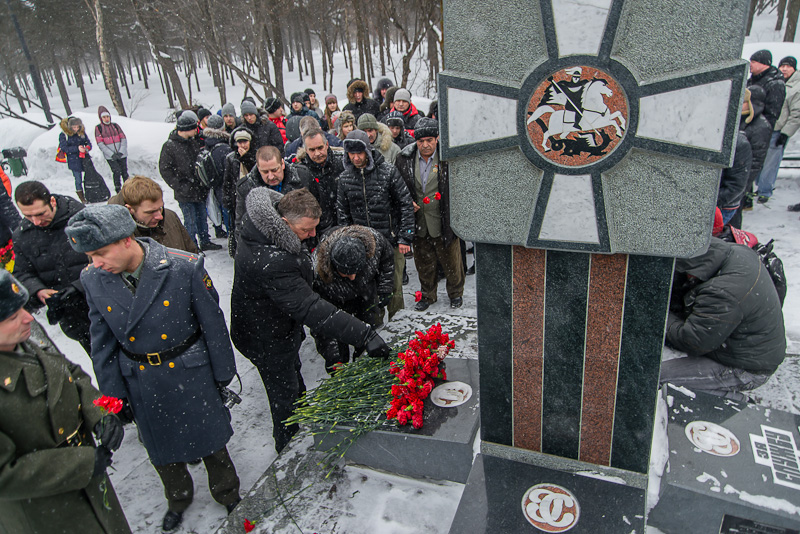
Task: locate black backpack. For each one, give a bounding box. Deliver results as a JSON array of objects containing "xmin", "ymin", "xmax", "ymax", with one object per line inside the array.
[
  {"xmin": 195, "ymin": 147, "xmax": 222, "ymax": 188},
  {"xmin": 755, "ymin": 239, "xmax": 787, "ymax": 307}
]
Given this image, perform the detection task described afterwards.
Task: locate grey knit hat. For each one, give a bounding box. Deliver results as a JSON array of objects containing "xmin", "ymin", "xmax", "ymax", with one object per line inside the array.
[
  {"xmin": 331, "ymin": 236, "xmax": 367, "ymax": 275},
  {"xmin": 176, "ymin": 110, "xmax": 199, "ymax": 131},
  {"xmin": 394, "ymin": 88, "xmax": 412, "ymax": 102},
  {"xmin": 206, "ymin": 114, "xmax": 224, "ymax": 130},
  {"xmin": 221, "ymin": 103, "xmax": 236, "ymax": 117},
  {"xmin": 240, "ymin": 100, "xmax": 259, "ymax": 116},
  {"xmin": 65, "ymin": 204, "xmax": 137, "ymax": 253},
  {"xmin": 0, "ymin": 270, "xmax": 29, "ymax": 322},
  {"xmin": 357, "ymin": 113, "xmax": 380, "ymax": 131},
  {"xmin": 414, "ymin": 117, "xmax": 439, "ymax": 140}
]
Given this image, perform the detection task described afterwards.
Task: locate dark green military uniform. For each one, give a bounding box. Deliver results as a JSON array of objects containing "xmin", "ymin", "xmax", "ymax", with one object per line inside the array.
[{"xmin": 0, "ymin": 336, "xmax": 131, "ymax": 534}]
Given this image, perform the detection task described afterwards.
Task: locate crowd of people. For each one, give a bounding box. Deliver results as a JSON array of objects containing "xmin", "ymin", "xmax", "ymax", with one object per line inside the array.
[{"xmin": 0, "ymin": 78, "xmax": 471, "ymax": 533}]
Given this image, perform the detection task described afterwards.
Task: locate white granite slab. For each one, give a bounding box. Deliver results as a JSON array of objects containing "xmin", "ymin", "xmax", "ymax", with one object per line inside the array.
[
  {"xmin": 447, "ymin": 88, "xmax": 518, "ymax": 147},
  {"xmin": 553, "ymin": 0, "xmax": 612, "ymax": 57},
  {"xmin": 538, "ymin": 174, "xmax": 600, "ymax": 243}
]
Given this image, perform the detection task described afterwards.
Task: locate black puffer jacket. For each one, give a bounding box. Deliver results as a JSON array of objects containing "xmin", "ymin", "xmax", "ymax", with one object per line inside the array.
[
  {"xmin": 294, "ymin": 147, "xmax": 344, "ymax": 233},
  {"xmin": 242, "ymin": 116, "xmax": 285, "ymax": 156},
  {"xmin": 0, "ymin": 186, "xmax": 20, "ymax": 245},
  {"xmin": 718, "ymin": 132, "xmax": 752, "ymax": 210},
  {"xmin": 748, "ymin": 66, "xmax": 786, "ymax": 129},
  {"xmin": 230, "ymin": 188, "xmax": 371, "ymax": 356},
  {"xmin": 202, "ymin": 127, "xmax": 233, "ymax": 188},
  {"xmin": 158, "ymin": 130, "xmax": 206, "ymax": 202},
  {"xmin": 666, "ymin": 238, "xmax": 785, "ymax": 373},
  {"xmin": 740, "ymin": 86, "xmax": 772, "ymax": 186},
  {"xmin": 12, "ymin": 195, "xmax": 88, "ymax": 300},
  {"xmin": 336, "ymin": 148, "xmax": 415, "ymax": 247},
  {"xmin": 223, "ymin": 148, "xmax": 256, "ymax": 213},
  {"xmin": 313, "ymin": 225, "xmax": 394, "ymax": 307},
  {"xmin": 395, "ymin": 142, "xmax": 458, "ymax": 247}
]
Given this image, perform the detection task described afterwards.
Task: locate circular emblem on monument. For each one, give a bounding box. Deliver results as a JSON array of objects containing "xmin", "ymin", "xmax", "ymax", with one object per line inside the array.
[
  {"xmin": 521, "ymin": 483, "xmax": 580, "ymax": 532},
  {"xmin": 526, "ymin": 65, "xmax": 628, "ymax": 168},
  {"xmin": 685, "ymin": 421, "xmax": 740, "ymax": 457}
]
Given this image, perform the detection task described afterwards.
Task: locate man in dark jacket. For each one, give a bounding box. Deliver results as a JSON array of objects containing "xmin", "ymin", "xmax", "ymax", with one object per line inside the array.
[
  {"xmin": 0, "ymin": 270, "xmax": 130, "ymax": 534},
  {"xmin": 234, "ymin": 146, "xmax": 318, "ymax": 243},
  {"xmin": 221, "ymin": 102, "xmax": 240, "ymax": 133},
  {"xmin": 202, "ymin": 114, "xmax": 233, "ymax": 238},
  {"xmin": 231, "ymin": 188, "xmax": 390, "ymax": 452},
  {"xmin": 224, "ymin": 128, "xmax": 257, "ymax": 256},
  {"xmin": 108, "ymin": 175, "xmax": 198, "ymax": 253},
  {"xmin": 67, "ymin": 205, "xmax": 242, "ymax": 532},
  {"xmin": 241, "ymin": 100, "xmax": 285, "ymax": 156},
  {"xmin": 735, "ymin": 87, "xmax": 772, "ymax": 221},
  {"xmin": 392, "ymin": 89, "xmax": 424, "ymax": 133},
  {"xmin": 294, "ymin": 129, "xmax": 344, "ymax": 235},
  {"xmin": 13, "ymin": 182, "xmax": 91, "ymax": 353},
  {"xmin": 747, "ymin": 50, "xmax": 786, "ymax": 129},
  {"xmin": 343, "ymin": 79, "xmax": 381, "ymax": 121},
  {"xmin": 395, "ymin": 118, "xmax": 465, "ymax": 310},
  {"xmin": 158, "ymin": 110, "xmax": 222, "ymax": 251},
  {"xmin": 313, "ymin": 225, "xmax": 394, "ymax": 371},
  {"xmin": 373, "ymin": 77, "xmax": 394, "ymax": 107},
  {"xmin": 337, "ymin": 130, "xmax": 415, "ymax": 319},
  {"xmin": 717, "ymin": 131, "xmax": 752, "ymax": 225},
  {"xmin": 661, "ymin": 238, "xmax": 786, "ymax": 402}
]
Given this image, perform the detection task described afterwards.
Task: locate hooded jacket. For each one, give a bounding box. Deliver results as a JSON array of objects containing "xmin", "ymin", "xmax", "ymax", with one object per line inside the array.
[
  {"xmin": 230, "ymin": 188, "xmax": 371, "ymax": 357},
  {"xmin": 202, "ymin": 126, "xmax": 233, "ymax": 188},
  {"xmin": 158, "ymin": 129, "xmax": 207, "ymax": 202},
  {"xmin": 666, "ymin": 238, "xmax": 785, "ymax": 373},
  {"xmin": 747, "ymin": 66, "xmax": 786, "ymax": 129},
  {"xmin": 775, "ymin": 69, "xmax": 800, "ymax": 137},
  {"xmin": 370, "ymin": 123, "xmax": 401, "ymax": 165},
  {"xmin": 342, "ymin": 80, "xmax": 381, "ymax": 121},
  {"xmin": 94, "ymin": 106, "xmax": 128, "ymax": 160},
  {"xmin": 58, "ymin": 118, "xmax": 92, "ymax": 173},
  {"xmin": 336, "ymin": 131, "xmax": 415, "ymax": 247},
  {"xmin": 373, "ymin": 78, "xmax": 394, "ymax": 106}
]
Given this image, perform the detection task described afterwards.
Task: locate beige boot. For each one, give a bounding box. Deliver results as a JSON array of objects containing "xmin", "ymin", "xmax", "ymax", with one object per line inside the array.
[{"xmin": 76, "ymin": 190, "xmax": 87, "ymax": 204}]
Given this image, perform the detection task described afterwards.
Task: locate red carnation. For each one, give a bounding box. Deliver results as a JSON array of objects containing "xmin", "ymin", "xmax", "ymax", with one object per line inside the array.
[
  {"xmin": 414, "ymin": 291, "xmax": 422, "ymax": 302},
  {"xmin": 423, "ymin": 197, "xmax": 431, "ymax": 204},
  {"xmin": 93, "ymin": 395, "xmax": 123, "ymax": 415},
  {"xmin": 244, "ymin": 519, "xmax": 256, "ymax": 532},
  {"xmin": 434, "ymin": 192, "xmax": 441, "ymax": 200}
]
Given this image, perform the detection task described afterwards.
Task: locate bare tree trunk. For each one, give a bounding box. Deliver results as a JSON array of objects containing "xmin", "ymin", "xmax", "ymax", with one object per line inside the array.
[
  {"xmin": 269, "ymin": 13, "xmax": 286, "ymax": 97},
  {"xmin": 52, "ymin": 66, "xmax": 72, "ymax": 115},
  {"xmin": 113, "ymin": 45, "xmax": 132, "ymax": 100},
  {"xmin": 302, "ymin": 20, "xmax": 316, "ymax": 85},
  {"xmin": 1, "ymin": 54, "xmax": 27, "ymax": 113},
  {"xmin": 778, "ymin": 0, "xmax": 788, "ymax": 30},
  {"xmin": 786, "ymin": 0, "xmax": 800, "ymax": 40},
  {"xmin": 71, "ymin": 59, "xmax": 89, "ymax": 108},
  {"xmin": 95, "ymin": 0, "xmax": 126, "ymax": 115}
]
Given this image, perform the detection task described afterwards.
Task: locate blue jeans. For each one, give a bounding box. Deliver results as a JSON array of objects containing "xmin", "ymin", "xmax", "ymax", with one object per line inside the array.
[
  {"xmin": 213, "ymin": 185, "xmax": 231, "ymax": 231},
  {"xmin": 660, "ymin": 355, "xmax": 771, "ymax": 402},
  {"xmin": 72, "ymin": 170, "xmax": 84, "ymax": 191},
  {"xmin": 178, "ymin": 201, "xmax": 211, "ymax": 245},
  {"xmin": 755, "ymin": 131, "xmax": 785, "ymax": 198},
  {"xmin": 720, "ymin": 207, "xmax": 736, "ymax": 225}
]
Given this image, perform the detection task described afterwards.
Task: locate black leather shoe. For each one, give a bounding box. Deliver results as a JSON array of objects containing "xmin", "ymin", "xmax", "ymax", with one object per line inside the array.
[
  {"xmin": 214, "ymin": 226, "xmax": 228, "ymax": 238},
  {"xmin": 450, "ymin": 297, "xmax": 463, "ymax": 309},
  {"xmin": 200, "ymin": 241, "xmax": 223, "ymax": 251},
  {"xmin": 162, "ymin": 510, "xmax": 183, "ymax": 532},
  {"xmin": 466, "ymin": 265, "xmax": 475, "ymax": 275},
  {"xmin": 788, "ymin": 202, "xmax": 800, "ymax": 212},
  {"xmin": 226, "ymin": 498, "xmax": 241, "ymax": 514},
  {"xmin": 414, "ymin": 299, "xmax": 432, "ymax": 311}
]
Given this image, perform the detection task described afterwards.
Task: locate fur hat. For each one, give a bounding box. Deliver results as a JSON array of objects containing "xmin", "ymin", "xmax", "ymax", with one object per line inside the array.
[
  {"xmin": 67, "ymin": 116, "xmax": 83, "ymax": 129},
  {"xmin": 197, "ymin": 108, "xmax": 212, "ymax": 121},
  {"xmin": 221, "ymin": 103, "xmax": 236, "ymax": 117},
  {"xmin": 357, "ymin": 113, "xmax": 380, "ymax": 131},
  {"xmin": 240, "ymin": 100, "xmax": 259, "ymax": 116},
  {"xmin": 206, "ymin": 114, "xmax": 224, "ymax": 130},
  {"xmin": 234, "ymin": 129, "xmax": 252, "ymax": 142},
  {"xmin": 265, "ymin": 97, "xmax": 282, "ymax": 114},
  {"xmin": 330, "ymin": 236, "xmax": 367, "ymax": 275},
  {"xmin": 394, "ymin": 88, "xmax": 412, "ymax": 102},
  {"xmin": 0, "ymin": 270, "xmax": 29, "ymax": 322},
  {"xmin": 384, "ymin": 110, "xmax": 405, "ymax": 128},
  {"xmin": 750, "ymin": 49, "xmax": 772, "ymax": 66},
  {"xmin": 343, "ymin": 130, "xmax": 371, "ymax": 154},
  {"xmin": 65, "ymin": 204, "xmax": 136, "ymax": 253},
  {"xmin": 414, "ymin": 117, "xmax": 439, "ymax": 140},
  {"xmin": 176, "ymin": 110, "xmax": 199, "ymax": 131},
  {"xmin": 779, "ymin": 56, "xmax": 798, "ymax": 70}
]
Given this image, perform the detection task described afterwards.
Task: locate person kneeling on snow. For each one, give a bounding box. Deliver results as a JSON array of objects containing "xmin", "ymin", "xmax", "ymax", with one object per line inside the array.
[{"xmin": 660, "ymin": 237, "xmax": 786, "ymax": 402}]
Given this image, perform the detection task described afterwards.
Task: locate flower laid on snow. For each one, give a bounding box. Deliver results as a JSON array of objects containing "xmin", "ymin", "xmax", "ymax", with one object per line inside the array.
[
  {"xmin": 243, "ymin": 519, "xmax": 256, "ymax": 532},
  {"xmin": 93, "ymin": 395, "xmax": 123, "ymax": 414}
]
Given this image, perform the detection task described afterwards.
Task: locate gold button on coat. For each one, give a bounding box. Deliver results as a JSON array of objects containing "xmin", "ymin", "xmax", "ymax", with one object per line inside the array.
[
  {"xmin": 3, "ymin": 377, "xmax": 10, "ymax": 386},
  {"xmin": 161, "ymin": 334, "xmax": 168, "ymax": 340},
  {"xmin": 58, "ymin": 428, "xmax": 64, "ymax": 435},
  {"xmin": 68, "ymin": 376, "xmax": 73, "ymax": 383},
  {"xmin": 139, "ymin": 365, "xmax": 145, "ymax": 371},
  {"xmin": 107, "ymin": 306, "xmax": 112, "ymax": 312},
  {"xmin": 129, "ymin": 336, "xmax": 135, "ymax": 342},
  {"xmin": 168, "ymin": 362, "xmax": 175, "ymax": 368},
  {"xmin": 163, "ymin": 300, "xmax": 169, "ymax": 307}
]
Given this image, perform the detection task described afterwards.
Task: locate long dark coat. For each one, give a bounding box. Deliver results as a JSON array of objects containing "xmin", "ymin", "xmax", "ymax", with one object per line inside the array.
[
  {"xmin": 81, "ymin": 239, "xmax": 236, "ymax": 466},
  {"xmin": 158, "ymin": 130, "xmax": 207, "ymax": 203},
  {"xmin": 0, "ymin": 338, "xmax": 131, "ymax": 534}
]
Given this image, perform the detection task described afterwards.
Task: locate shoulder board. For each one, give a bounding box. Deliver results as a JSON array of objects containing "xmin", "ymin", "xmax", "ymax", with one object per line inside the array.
[{"xmin": 166, "ymin": 249, "xmax": 199, "ymax": 262}]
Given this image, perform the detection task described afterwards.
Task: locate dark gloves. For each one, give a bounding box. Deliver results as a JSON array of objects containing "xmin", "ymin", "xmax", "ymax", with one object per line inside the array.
[
  {"xmin": 116, "ymin": 399, "xmax": 135, "ymax": 425},
  {"xmin": 777, "ymin": 133, "xmax": 790, "ymax": 146},
  {"xmin": 94, "ymin": 415, "xmax": 124, "ymax": 451},
  {"xmin": 92, "ymin": 445, "xmax": 113, "ymax": 477},
  {"xmin": 45, "ymin": 286, "xmax": 78, "ymax": 325},
  {"xmin": 377, "ymin": 293, "xmax": 393, "ymax": 309},
  {"xmin": 363, "ymin": 328, "xmax": 390, "ymax": 359}
]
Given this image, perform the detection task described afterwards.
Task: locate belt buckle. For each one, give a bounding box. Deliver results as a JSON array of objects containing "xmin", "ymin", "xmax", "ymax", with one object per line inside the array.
[
  {"xmin": 65, "ymin": 428, "xmax": 82, "ymax": 447},
  {"xmin": 147, "ymin": 352, "xmax": 162, "ymax": 366}
]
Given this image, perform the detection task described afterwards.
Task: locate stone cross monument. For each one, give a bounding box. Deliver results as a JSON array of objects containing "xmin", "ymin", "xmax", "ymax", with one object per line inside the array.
[{"xmin": 441, "ymin": 0, "xmax": 749, "ymax": 531}]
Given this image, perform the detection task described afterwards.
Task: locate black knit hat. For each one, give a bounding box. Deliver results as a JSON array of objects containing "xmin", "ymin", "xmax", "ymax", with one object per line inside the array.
[
  {"xmin": 304, "ymin": 88, "xmax": 316, "ymax": 96},
  {"xmin": 384, "ymin": 110, "xmax": 405, "ymax": 128},
  {"xmin": 291, "ymin": 92, "xmax": 305, "ymax": 104},
  {"xmin": 265, "ymin": 97, "xmax": 282, "ymax": 114},
  {"xmin": 197, "ymin": 108, "xmax": 212, "ymax": 121},
  {"xmin": 0, "ymin": 270, "xmax": 29, "ymax": 322},
  {"xmin": 779, "ymin": 56, "xmax": 798, "ymax": 70},
  {"xmin": 331, "ymin": 236, "xmax": 367, "ymax": 275},
  {"xmin": 414, "ymin": 117, "xmax": 439, "ymax": 140},
  {"xmin": 750, "ymin": 49, "xmax": 772, "ymax": 66}
]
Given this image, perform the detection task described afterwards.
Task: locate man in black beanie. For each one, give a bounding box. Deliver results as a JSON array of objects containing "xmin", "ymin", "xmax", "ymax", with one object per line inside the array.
[{"xmin": 747, "ymin": 49, "xmax": 786, "ymax": 130}]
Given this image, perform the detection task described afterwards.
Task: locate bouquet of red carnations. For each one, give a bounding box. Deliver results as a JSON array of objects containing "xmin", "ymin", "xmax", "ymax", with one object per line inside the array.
[{"xmin": 386, "ymin": 323, "xmax": 455, "ymax": 429}]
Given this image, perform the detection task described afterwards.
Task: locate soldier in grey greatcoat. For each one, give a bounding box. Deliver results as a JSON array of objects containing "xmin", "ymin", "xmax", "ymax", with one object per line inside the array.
[
  {"xmin": 0, "ymin": 270, "xmax": 131, "ymax": 534},
  {"xmin": 66, "ymin": 204, "xmax": 241, "ymax": 532}
]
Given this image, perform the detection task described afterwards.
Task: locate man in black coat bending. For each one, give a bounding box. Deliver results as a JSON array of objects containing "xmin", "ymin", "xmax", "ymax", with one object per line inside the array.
[{"xmin": 231, "ymin": 188, "xmax": 390, "ymax": 453}]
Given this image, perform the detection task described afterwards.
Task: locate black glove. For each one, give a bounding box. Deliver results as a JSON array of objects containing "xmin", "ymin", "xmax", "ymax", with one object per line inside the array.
[
  {"xmin": 45, "ymin": 286, "xmax": 78, "ymax": 325},
  {"xmin": 777, "ymin": 133, "xmax": 789, "ymax": 146},
  {"xmin": 377, "ymin": 293, "xmax": 392, "ymax": 309},
  {"xmin": 116, "ymin": 398, "xmax": 135, "ymax": 425},
  {"xmin": 363, "ymin": 328, "xmax": 390, "ymax": 359},
  {"xmin": 92, "ymin": 445, "xmax": 113, "ymax": 477},
  {"xmin": 94, "ymin": 415, "xmax": 124, "ymax": 451}
]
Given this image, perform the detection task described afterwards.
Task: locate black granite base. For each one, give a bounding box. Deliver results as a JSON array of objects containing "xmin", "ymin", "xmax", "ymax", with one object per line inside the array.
[
  {"xmin": 313, "ymin": 358, "xmax": 480, "ymax": 483},
  {"xmin": 649, "ymin": 386, "xmax": 800, "ymax": 533},
  {"xmin": 449, "ymin": 453, "xmax": 646, "ymax": 533}
]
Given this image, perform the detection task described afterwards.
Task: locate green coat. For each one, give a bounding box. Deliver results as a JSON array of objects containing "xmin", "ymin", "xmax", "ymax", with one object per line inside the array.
[{"xmin": 0, "ymin": 339, "xmax": 131, "ymax": 534}]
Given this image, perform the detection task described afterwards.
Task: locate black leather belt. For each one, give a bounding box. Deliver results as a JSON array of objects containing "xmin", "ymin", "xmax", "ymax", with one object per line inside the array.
[{"xmin": 120, "ymin": 329, "xmax": 202, "ymax": 366}]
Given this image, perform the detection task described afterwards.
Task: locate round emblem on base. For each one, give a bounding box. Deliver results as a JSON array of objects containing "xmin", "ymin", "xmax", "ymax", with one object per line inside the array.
[
  {"xmin": 526, "ymin": 65, "xmax": 628, "ymax": 168},
  {"xmin": 685, "ymin": 420, "xmax": 740, "ymax": 457},
  {"xmin": 521, "ymin": 483, "xmax": 580, "ymax": 532}
]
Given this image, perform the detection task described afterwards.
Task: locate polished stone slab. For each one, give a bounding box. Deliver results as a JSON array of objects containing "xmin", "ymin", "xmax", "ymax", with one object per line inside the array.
[
  {"xmin": 313, "ymin": 358, "xmax": 480, "ymax": 483},
  {"xmin": 449, "ymin": 453, "xmax": 646, "ymax": 533},
  {"xmin": 648, "ymin": 387, "xmax": 800, "ymax": 533}
]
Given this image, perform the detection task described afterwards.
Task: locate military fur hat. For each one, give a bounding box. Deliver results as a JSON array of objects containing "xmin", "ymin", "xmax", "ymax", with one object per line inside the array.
[
  {"xmin": 414, "ymin": 117, "xmax": 439, "ymax": 140},
  {"xmin": 65, "ymin": 204, "xmax": 137, "ymax": 253},
  {"xmin": 0, "ymin": 270, "xmax": 29, "ymax": 322}
]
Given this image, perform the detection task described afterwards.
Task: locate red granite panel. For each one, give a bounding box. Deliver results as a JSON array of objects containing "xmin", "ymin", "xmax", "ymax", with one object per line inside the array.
[
  {"xmin": 512, "ymin": 247, "xmax": 546, "ymax": 451},
  {"xmin": 579, "ymin": 253, "xmax": 628, "ymax": 466}
]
